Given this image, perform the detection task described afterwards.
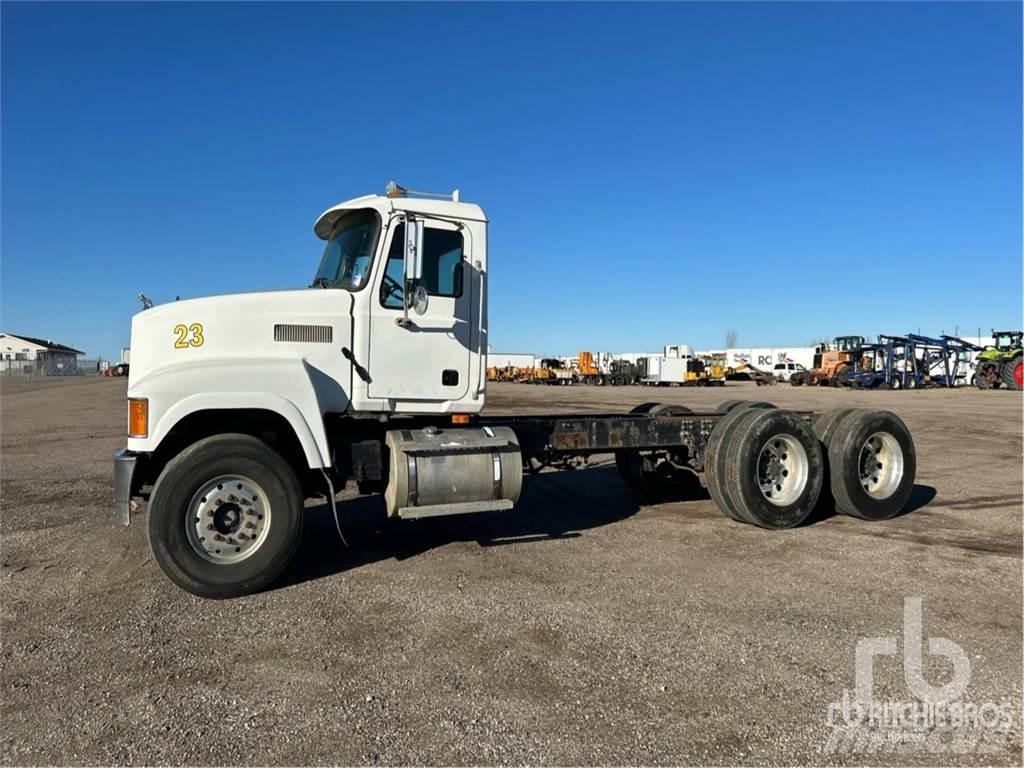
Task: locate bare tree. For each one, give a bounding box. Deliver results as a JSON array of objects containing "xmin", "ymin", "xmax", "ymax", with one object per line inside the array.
[{"xmin": 725, "ymin": 329, "xmax": 738, "ymax": 349}]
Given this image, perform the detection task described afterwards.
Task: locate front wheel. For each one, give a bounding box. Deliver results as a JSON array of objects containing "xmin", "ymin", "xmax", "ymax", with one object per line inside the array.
[{"xmin": 147, "ymin": 434, "xmax": 305, "ymax": 599}]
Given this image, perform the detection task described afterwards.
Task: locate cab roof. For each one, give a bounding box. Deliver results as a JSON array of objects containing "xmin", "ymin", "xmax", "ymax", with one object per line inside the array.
[{"xmin": 313, "ymin": 193, "xmax": 487, "ymax": 240}]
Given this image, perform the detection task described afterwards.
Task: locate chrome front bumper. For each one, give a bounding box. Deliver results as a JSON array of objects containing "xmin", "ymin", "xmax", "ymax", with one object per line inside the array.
[{"xmin": 113, "ymin": 449, "xmax": 138, "ymax": 526}]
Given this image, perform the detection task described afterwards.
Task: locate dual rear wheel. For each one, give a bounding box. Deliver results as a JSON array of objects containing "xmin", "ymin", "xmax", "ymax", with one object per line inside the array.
[
  {"xmin": 616, "ymin": 401, "xmax": 916, "ymax": 529},
  {"xmin": 705, "ymin": 403, "xmax": 823, "ymax": 528}
]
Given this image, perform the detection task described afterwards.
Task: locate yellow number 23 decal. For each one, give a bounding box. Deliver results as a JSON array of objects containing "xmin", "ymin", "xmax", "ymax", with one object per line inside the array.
[{"xmin": 173, "ymin": 323, "xmax": 205, "ymax": 349}]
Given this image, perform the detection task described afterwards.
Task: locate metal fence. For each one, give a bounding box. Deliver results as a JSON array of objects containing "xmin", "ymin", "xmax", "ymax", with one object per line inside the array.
[{"xmin": 1, "ymin": 357, "xmax": 110, "ymax": 378}]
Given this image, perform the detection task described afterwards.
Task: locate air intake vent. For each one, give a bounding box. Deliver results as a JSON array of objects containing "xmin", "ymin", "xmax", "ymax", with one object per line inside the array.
[{"xmin": 273, "ymin": 324, "xmax": 333, "ymax": 344}]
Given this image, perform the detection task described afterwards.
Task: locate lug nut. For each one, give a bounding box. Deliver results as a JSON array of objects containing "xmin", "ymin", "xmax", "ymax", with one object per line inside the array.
[
  {"xmin": 207, "ymin": 524, "xmax": 214, "ymax": 531},
  {"xmin": 214, "ymin": 534, "xmax": 224, "ymax": 541},
  {"xmin": 246, "ymin": 521, "xmax": 256, "ymax": 529}
]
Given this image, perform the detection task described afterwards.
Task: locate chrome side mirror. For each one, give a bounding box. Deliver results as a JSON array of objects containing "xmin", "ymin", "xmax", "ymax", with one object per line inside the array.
[{"xmin": 404, "ymin": 217, "xmax": 423, "ymax": 282}]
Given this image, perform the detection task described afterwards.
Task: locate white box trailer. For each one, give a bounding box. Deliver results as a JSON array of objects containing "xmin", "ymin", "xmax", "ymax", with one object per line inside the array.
[{"xmin": 643, "ymin": 355, "xmax": 689, "ymax": 385}]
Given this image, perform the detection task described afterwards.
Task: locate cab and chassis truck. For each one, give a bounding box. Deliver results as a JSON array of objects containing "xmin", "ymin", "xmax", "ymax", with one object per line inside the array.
[{"xmin": 114, "ymin": 184, "xmax": 918, "ymax": 598}]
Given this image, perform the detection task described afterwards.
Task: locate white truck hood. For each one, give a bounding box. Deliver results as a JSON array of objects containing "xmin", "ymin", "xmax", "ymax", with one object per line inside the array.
[{"xmin": 126, "ymin": 288, "xmax": 353, "ymax": 390}]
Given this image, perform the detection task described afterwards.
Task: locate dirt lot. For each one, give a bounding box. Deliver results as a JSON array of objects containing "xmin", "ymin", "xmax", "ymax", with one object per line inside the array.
[{"xmin": 1, "ymin": 377, "xmax": 1021, "ymax": 765}]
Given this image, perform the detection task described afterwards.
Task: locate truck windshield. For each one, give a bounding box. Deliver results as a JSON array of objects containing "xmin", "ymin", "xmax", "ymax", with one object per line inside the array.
[{"xmin": 312, "ymin": 210, "xmax": 380, "ymax": 290}]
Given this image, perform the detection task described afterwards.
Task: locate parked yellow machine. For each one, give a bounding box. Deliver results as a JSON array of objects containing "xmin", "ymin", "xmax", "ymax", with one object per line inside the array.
[{"xmin": 699, "ymin": 356, "xmax": 729, "ymax": 385}]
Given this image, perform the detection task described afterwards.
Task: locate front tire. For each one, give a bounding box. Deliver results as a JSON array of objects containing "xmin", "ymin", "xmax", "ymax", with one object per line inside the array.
[{"xmin": 147, "ymin": 434, "xmax": 305, "ymax": 599}]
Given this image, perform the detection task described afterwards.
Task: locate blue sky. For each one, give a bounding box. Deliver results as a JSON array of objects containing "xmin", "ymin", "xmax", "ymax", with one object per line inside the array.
[{"xmin": 2, "ymin": 2, "xmax": 1021, "ymax": 359}]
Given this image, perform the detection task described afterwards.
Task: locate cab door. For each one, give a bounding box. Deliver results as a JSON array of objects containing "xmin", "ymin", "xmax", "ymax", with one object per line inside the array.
[{"xmin": 367, "ymin": 217, "xmax": 472, "ymax": 402}]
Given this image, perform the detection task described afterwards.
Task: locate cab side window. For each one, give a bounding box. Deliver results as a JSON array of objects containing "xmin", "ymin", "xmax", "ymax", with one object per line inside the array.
[{"xmin": 380, "ymin": 223, "xmax": 464, "ymax": 309}]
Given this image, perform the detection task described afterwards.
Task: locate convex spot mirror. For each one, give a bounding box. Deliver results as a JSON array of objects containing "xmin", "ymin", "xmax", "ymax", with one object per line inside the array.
[{"xmin": 410, "ymin": 284, "xmax": 429, "ymax": 315}]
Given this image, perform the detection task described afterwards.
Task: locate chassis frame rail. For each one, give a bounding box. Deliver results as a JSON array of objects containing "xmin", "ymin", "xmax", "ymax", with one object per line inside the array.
[{"xmin": 475, "ymin": 411, "xmax": 814, "ymax": 468}]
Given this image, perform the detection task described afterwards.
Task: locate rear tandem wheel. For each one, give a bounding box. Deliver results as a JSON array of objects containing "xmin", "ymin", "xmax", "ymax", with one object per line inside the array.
[{"xmin": 708, "ymin": 407, "xmax": 824, "ymax": 528}]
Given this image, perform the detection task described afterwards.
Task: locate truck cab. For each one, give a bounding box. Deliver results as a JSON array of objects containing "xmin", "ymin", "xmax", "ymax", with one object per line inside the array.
[{"xmin": 122, "ymin": 185, "xmax": 488, "ymax": 474}]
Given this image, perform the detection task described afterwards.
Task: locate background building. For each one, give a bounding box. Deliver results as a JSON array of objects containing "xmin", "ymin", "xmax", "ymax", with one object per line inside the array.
[{"xmin": 0, "ymin": 332, "xmax": 85, "ymax": 375}]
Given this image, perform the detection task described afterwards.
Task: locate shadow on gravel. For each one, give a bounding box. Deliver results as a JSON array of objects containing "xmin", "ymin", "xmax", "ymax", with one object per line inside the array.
[
  {"xmin": 903, "ymin": 484, "xmax": 938, "ymax": 514},
  {"xmin": 275, "ymin": 471, "xmax": 939, "ymax": 591},
  {"xmin": 804, "ymin": 483, "xmax": 937, "ymax": 525},
  {"xmin": 275, "ymin": 465, "xmax": 641, "ymax": 591}
]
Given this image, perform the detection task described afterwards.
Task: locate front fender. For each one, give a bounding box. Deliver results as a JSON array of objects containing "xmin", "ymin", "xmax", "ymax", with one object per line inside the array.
[{"xmin": 127, "ymin": 357, "xmax": 339, "ymax": 468}]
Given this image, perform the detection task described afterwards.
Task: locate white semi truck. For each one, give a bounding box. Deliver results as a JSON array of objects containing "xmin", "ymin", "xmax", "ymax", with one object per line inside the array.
[{"xmin": 114, "ymin": 183, "xmax": 918, "ymax": 598}]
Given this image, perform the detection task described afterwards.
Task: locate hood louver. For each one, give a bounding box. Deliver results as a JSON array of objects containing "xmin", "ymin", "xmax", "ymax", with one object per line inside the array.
[{"xmin": 273, "ymin": 324, "xmax": 333, "ymax": 344}]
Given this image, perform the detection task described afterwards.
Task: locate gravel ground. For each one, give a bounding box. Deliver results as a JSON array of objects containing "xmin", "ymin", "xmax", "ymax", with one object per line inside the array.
[{"xmin": 1, "ymin": 377, "xmax": 1021, "ymax": 765}]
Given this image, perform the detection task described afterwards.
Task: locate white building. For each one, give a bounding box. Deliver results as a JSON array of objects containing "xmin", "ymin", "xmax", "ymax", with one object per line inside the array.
[{"xmin": 0, "ymin": 332, "xmax": 85, "ymax": 374}]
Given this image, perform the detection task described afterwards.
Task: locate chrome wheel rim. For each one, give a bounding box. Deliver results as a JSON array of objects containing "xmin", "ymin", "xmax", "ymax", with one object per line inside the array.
[
  {"xmin": 860, "ymin": 432, "xmax": 904, "ymax": 499},
  {"xmin": 757, "ymin": 434, "xmax": 809, "ymax": 506},
  {"xmin": 185, "ymin": 475, "xmax": 271, "ymax": 564}
]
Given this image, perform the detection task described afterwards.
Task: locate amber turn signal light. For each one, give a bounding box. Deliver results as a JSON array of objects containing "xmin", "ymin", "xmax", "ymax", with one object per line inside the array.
[
  {"xmin": 451, "ymin": 414, "xmax": 470, "ymax": 424},
  {"xmin": 128, "ymin": 398, "xmax": 148, "ymax": 438}
]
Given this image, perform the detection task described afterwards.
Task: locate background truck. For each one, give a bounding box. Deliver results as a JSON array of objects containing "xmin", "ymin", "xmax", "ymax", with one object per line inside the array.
[
  {"xmin": 606, "ymin": 357, "xmax": 647, "ymax": 386},
  {"xmin": 771, "ymin": 362, "xmax": 805, "ymax": 383},
  {"xmin": 113, "ymin": 183, "xmax": 918, "ymax": 598}
]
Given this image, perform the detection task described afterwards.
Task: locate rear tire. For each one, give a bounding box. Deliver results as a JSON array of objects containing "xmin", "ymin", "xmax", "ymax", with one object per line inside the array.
[
  {"xmin": 147, "ymin": 434, "xmax": 305, "ymax": 599},
  {"xmin": 715, "ymin": 399, "xmax": 745, "ymax": 414},
  {"xmin": 812, "ymin": 408, "xmax": 864, "ymax": 448},
  {"xmin": 705, "ymin": 401, "xmax": 777, "ymax": 522},
  {"xmin": 827, "ymin": 410, "xmax": 916, "ymax": 520},
  {"xmin": 720, "ymin": 409, "xmax": 824, "ymax": 529},
  {"xmin": 1002, "ymin": 356, "xmax": 1023, "ymax": 390}
]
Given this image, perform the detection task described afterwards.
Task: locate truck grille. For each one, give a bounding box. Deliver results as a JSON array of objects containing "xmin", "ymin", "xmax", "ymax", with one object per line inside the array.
[{"xmin": 273, "ymin": 324, "xmax": 333, "ymax": 344}]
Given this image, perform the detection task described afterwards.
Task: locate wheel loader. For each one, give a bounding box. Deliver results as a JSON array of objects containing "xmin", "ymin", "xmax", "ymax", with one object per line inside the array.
[{"xmin": 789, "ymin": 336, "xmax": 866, "ymax": 387}]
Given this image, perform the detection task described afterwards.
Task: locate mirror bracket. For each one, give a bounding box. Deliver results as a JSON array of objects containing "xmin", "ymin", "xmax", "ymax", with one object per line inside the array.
[{"xmin": 401, "ymin": 214, "xmax": 425, "ymax": 327}]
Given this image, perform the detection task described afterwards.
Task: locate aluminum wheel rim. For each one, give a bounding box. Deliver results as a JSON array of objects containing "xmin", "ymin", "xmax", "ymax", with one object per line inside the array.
[
  {"xmin": 185, "ymin": 475, "xmax": 271, "ymax": 564},
  {"xmin": 860, "ymin": 432, "xmax": 904, "ymax": 499},
  {"xmin": 757, "ymin": 434, "xmax": 808, "ymax": 506}
]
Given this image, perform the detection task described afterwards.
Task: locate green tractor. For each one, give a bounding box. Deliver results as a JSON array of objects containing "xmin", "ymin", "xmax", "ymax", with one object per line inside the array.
[{"xmin": 974, "ymin": 330, "xmax": 1023, "ymax": 390}]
